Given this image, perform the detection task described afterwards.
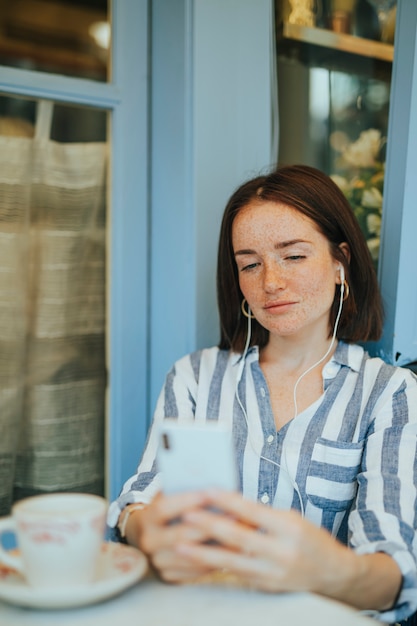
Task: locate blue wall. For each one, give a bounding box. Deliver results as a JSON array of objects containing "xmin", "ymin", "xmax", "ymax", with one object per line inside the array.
[{"xmin": 150, "ymin": 0, "xmax": 275, "ymax": 411}]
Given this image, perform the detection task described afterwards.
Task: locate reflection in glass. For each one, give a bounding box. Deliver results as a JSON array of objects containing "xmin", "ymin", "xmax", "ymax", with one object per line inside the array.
[{"xmin": 0, "ymin": 0, "xmax": 109, "ymax": 82}]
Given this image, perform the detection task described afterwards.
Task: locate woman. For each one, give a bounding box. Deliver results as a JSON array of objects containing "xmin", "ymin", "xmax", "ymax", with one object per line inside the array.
[{"xmin": 108, "ymin": 165, "xmax": 417, "ymax": 624}]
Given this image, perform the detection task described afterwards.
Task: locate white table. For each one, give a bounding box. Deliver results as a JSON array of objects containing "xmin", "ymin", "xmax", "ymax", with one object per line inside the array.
[{"xmin": 0, "ymin": 576, "xmax": 377, "ymax": 626}]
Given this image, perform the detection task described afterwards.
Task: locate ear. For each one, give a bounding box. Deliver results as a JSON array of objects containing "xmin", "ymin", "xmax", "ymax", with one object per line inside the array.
[{"xmin": 338, "ymin": 242, "xmax": 350, "ymax": 263}]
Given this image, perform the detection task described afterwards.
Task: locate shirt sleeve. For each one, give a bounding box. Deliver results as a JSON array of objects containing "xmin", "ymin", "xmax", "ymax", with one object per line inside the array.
[
  {"xmin": 348, "ymin": 368, "xmax": 417, "ymax": 623},
  {"xmin": 107, "ymin": 352, "xmax": 200, "ymax": 529}
]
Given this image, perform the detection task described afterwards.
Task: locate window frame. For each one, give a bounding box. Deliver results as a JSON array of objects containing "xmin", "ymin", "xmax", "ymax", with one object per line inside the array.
[{"xmin": 0, "ymin": 0, "xmax": 151, "ymax": 502}]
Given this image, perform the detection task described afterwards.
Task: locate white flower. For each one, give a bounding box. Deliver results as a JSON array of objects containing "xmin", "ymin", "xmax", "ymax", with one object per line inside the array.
[
  {"xmin": 362, "ymin": 187, "xmax": 383, "ymax": 209},
  {"xmin": 367, "ymin": 237, "xmax": 380, "ymax": 262},
  {"xmin": 366, "ymin": 212, "xmax": 382, "ymax": 237},
  {"xmin": 341, "ymin": 129, "xmax": 382, "ymax": 168},
  {"xmin": 330, "ymin": 174, "xmax": 350, "ymax": 193}
]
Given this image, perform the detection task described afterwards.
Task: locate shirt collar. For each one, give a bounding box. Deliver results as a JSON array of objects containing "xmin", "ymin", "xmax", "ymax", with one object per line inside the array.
[
  {"xmin": 232, "ymin": 345, "xmax": 259, "ymax": 367},
  {"xmin": 332, "ymin": 341, "xmax": 364, "ymax": 373},
  {"xmin": 231, "ymin": 341, "xmax": 364, "ymax": 375}
]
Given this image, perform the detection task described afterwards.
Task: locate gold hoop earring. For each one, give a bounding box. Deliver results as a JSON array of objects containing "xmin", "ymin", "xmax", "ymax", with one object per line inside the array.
[
  {"xmin": 241, "ymin": 298, "xmax": 255, "ymax": 319},
  {"xmin": 342, "ymin": 280, "xmax": 349, "ymax": 301}
]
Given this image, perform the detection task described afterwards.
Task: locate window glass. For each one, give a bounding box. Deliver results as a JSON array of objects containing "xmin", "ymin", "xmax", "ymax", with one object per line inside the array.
[
  {"xmin": 0, "ymin": 0, "xmax": 109, "ymax": 82},
  {"xmin": 0, "ymin": 94, "xmax": 107, "ymax": 514}
]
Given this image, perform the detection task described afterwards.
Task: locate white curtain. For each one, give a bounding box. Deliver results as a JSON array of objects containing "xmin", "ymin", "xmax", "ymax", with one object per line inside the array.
[{"xmin": 0, "ymin": 101, "xmax": 107, "ymax": 515}]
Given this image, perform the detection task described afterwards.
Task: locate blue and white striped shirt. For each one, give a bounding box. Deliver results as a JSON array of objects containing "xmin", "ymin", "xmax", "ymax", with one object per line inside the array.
[{"xmin": 108, "ymin": 341, "xmax": 417, "ymax": 623}]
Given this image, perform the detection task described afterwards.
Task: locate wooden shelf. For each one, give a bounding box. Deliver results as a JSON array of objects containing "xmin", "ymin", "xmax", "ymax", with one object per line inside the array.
[{"xmin": 283, "ymin": 22, "xmax": 394, "ymax": 63}]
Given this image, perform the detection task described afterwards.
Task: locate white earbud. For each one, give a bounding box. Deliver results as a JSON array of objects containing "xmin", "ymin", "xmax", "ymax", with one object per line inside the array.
[{"xmin": 339, "ymin": 265, "xmax": 345, "ymax": 283}]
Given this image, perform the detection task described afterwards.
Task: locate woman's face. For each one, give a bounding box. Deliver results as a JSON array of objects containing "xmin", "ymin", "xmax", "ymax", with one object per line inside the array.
[{"xmin": 232, "ymin": 200, "xmax": 342, "ymax": 341}]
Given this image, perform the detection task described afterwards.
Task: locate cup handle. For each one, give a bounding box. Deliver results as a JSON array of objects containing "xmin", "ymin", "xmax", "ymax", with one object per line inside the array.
[{"xmin": 0, "ymin": 517, "xmax": 24, "ymax": 574}]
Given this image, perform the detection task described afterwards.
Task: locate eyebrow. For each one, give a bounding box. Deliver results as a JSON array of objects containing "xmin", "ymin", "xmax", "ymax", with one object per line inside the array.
[{"xmin": 234, "ymin": 239, "xmax": 311, "ymax": 256}]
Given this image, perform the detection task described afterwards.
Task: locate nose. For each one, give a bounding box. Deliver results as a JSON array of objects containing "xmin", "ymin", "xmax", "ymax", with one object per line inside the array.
[{"xmin": 263, "ymin": 261, "xmax": 285, "ymax": 293}]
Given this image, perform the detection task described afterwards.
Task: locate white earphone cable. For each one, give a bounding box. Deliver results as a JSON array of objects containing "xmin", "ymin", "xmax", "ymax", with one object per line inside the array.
[
  {"xmin": 292, "ymin": 273, "xmax": 344, "ymax": 417},
  {"xmin": 235, "ymin": 267, "xmax": 345, "ymax": 518}
]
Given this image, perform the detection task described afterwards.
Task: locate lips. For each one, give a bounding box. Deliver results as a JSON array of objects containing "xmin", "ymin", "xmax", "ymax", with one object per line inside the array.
[{"xmin": 263, "ymin": 300, "xmax": 296, "ymax": 312}]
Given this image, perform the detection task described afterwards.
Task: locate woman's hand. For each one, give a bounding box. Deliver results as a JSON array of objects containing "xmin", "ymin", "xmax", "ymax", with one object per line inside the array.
[
  {"xmin": 172, "ymin": 489, "xmax": 343, "ymax": 593},
  {"xmin": 122, "ymin": 491, "xmax": 219, "ymax": 583},
  {"xmin": 123, "ymin": 488, "xmax": 401, "ymax": 610},
  {"xmin": 175, "ymin": 489, "xmax": 402, "ymax": 611}
]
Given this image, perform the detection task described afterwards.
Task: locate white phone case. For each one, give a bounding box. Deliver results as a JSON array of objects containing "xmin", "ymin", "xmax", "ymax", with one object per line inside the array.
[{"xmin": 157, "ymin": 419, "xmax": 238, "ymax": 494}]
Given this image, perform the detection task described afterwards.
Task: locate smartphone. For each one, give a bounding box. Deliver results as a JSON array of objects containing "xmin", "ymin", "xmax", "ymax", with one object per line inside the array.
[{"xmin": 156, "ymin": 419, "xmax": 238, "ymax": 494}]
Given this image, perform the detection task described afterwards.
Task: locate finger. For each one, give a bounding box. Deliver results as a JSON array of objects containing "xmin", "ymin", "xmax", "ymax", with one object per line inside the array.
[
  {"xmin": 150, "ymin": 491, "xmax": 211, "ymax": 524},
  {"xmin": 154, "ymin": 560, "xmax": 214, "ymax": 584},
  {"xmin": 202, "ymin": 489, "xmax": 302, "ymax": 536},
  {"xmin": 175, "ymin": 540, "xmax": 281, "ymax": 590},
  {"xmin": 151, "ymin": 546, "xmax": 215, "ymax": 583},
  {"xmin": 141, "ymin": 514, "xmax": 213, "ymax": 555},
  {"xmin": 182, "ymin": 508, "xmax": 272, "ymax": 557},
  {"xmin": 160, "ymin": 568, "xmax": 212, "ymax": 584}
]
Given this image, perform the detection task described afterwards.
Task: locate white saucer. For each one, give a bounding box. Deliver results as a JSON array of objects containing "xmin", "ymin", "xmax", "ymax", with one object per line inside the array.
[{"xmin": 0, "ymin": 542, "xmax": 148, "ymax": 610}]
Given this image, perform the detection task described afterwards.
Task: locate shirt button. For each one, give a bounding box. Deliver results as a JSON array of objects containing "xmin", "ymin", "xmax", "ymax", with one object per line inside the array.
[
  {"xmin": 260, "ymin": 493, "xmax": 270, "ymax": 504},
  {"xmin": 260, "ymin": 387, "xmax": 266, "ymax": 397},
  {"xmin": 267, "ymin": 434, "xmax": 274, "ymax": 443}
]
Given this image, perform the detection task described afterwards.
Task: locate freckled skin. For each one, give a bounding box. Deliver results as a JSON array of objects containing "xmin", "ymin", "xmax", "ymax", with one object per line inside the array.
[{"xmin": 232, "ymin": 200, "xmax": 341, "ymax": 344}]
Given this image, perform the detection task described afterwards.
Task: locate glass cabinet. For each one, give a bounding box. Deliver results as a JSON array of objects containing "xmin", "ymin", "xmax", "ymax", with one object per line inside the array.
[
  {"xmin": 275, "ymin": 0, "xmax": 417, "ymax": 368},
  {"xmin": 275, "ymin": 0, "xmax": 396, "ymax": 271}
]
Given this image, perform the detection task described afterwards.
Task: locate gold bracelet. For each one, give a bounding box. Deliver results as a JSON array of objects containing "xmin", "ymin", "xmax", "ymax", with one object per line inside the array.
[{"xmin": 118, "ymin": 503, "xmax": 147, "ymax": 539}]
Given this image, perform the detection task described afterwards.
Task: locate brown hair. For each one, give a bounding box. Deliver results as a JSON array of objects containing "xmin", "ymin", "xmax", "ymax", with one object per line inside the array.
[{"xmin": 217, "ymin": 164, "xmax": 383, "ymax": 352}]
